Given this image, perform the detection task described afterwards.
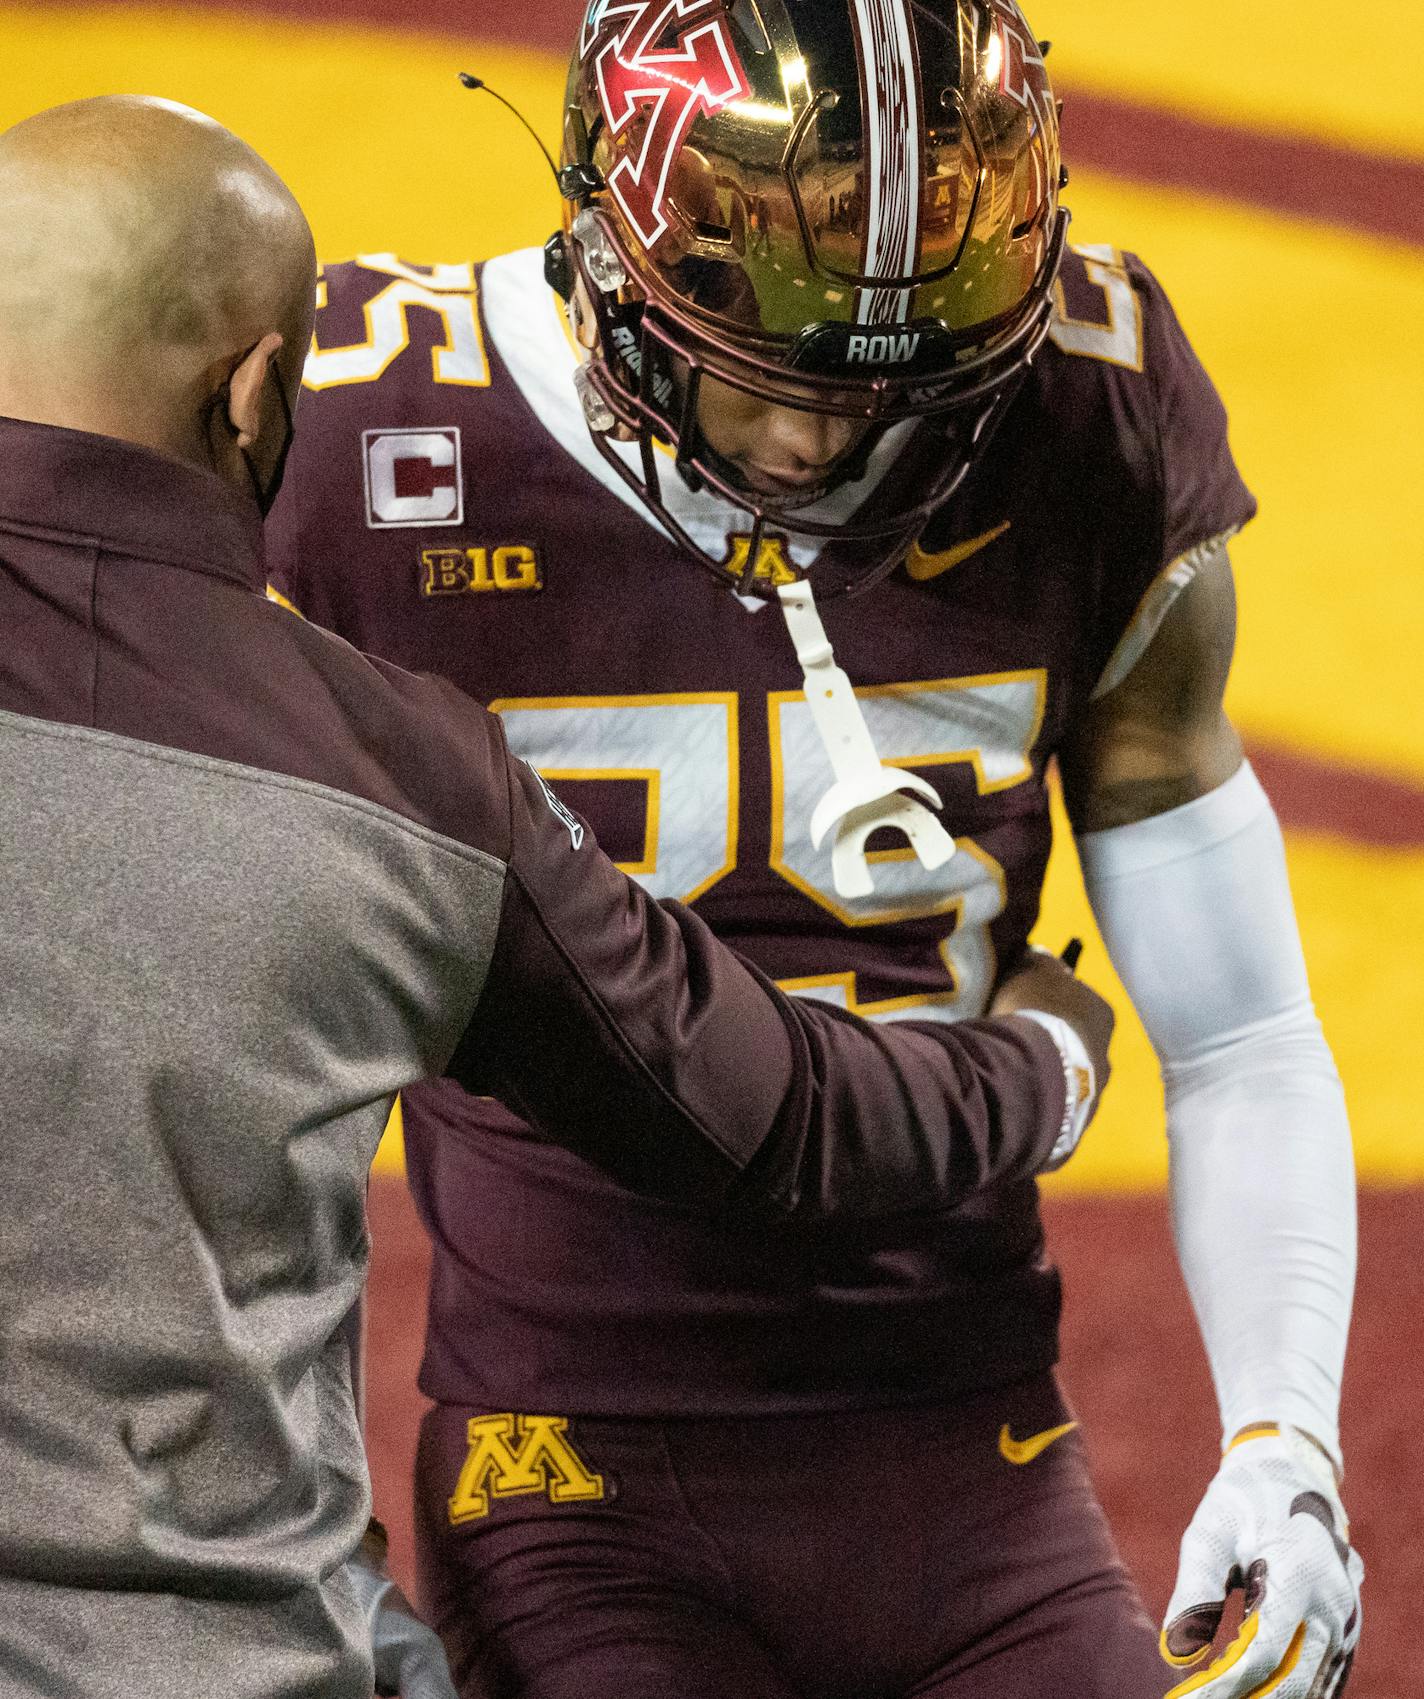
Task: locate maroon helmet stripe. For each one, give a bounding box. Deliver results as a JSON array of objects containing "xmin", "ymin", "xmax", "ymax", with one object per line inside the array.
[{"xmin": 850, "ymin": 0, "xmax": 922, "ymax": 325}]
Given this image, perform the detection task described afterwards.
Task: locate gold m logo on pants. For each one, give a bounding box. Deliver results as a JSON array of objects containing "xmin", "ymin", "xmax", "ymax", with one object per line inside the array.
[{"xmin": 448, "ymin": 1414, "xmax": 606, "ymax": 1524}]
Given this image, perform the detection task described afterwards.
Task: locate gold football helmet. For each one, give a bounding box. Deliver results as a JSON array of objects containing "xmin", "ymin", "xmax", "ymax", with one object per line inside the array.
[{"xmin": 549, "ymin": 0, "xmax": 1069, "ymax": 595}]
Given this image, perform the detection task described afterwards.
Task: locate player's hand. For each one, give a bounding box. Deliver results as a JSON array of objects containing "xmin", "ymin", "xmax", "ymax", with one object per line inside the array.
[
  {"xmin": 1162, "ymin": 1426, "xmax": 1363, "ymax": 1699},
  {"xmin": 346, "ymin": 1523, "xmax": 459, "ymax": 1699},
  {"xmin": 988, "ymin": 944, "xmax": 1114, "ymax": 1120}
]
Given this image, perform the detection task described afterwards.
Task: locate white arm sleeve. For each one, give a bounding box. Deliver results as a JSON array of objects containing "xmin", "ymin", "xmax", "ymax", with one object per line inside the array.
[{"xmin": 1077, "ymin": 762, "xmax": 1356, "ymax": 1466}]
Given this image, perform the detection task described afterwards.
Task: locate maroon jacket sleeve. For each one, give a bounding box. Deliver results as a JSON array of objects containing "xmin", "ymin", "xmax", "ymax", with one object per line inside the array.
[{"xmin": 444, "ymin": 741, "xmax": 1069, "ymax": 1221}]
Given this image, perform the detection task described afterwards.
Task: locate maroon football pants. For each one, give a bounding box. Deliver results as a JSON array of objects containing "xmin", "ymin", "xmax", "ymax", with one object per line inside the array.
[{"xmin": 414, "ymin": 1374, "xmax": 1175, "ymax": 1699}]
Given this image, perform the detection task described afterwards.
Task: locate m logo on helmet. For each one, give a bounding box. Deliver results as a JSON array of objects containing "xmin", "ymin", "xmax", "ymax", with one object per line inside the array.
[
  {"xmin": 448, "ymin": 1414, "xmax": 604, "ymax": 1523},
  {"xmin": 588, "ymin": 0, "xmax": 751, "ymax": 249},
  {"xmin": 982, "ymin": 1, "xmax": 1053, "ymax": 219},
  {"xmin": 986, "ymin": 1, "xmax": 1046, "ymax": 107}
]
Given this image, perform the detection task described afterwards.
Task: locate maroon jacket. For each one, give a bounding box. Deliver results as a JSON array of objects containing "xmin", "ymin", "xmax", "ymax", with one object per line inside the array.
[{"xmin": 0, "ymin": 415, "xmax": 1068, "ymax": 1696}]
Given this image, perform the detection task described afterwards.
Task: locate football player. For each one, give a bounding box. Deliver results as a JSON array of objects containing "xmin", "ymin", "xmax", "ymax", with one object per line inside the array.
[{"xmin": 267, "ymin": 2, "xmax": 1362, "ymax": 1695}]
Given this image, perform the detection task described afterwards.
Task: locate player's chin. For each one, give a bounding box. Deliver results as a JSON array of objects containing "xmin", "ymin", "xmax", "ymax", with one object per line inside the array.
[{"xmin": 730, "ymin": 464, "xmax": 838, "ymax": 506}]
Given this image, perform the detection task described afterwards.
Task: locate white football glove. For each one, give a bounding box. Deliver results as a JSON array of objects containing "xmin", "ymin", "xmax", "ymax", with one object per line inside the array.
[
  {"xmin": 1162, "ymin": 1426, "xmax": 1363, "ymax": 1699},
  {"xmin": 346, "ymin": 1521, "xmax": 459, "ymax": 1699}
]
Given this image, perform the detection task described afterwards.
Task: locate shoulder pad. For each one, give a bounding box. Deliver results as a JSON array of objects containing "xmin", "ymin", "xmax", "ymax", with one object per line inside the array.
[{"xmin": 304, "ymin": 255, "xmax": 490, "ymax": 395}]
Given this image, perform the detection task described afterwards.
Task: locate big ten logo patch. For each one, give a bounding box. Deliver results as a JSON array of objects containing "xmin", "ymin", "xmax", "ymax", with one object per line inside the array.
[
  {"xmin": 421, "ymin": 545, "xmax": 543, "ymax": 598},
  {"xmin": 722, "ymin": 533, "xmax": 797, "ymax": 587},
  {"xmin": 448, "ymin": 1414, "xmax": 605, "ymax": 1524},
  {"xmin": 362, "ymin": 427, "xmax": 464, "ymax": 528}
]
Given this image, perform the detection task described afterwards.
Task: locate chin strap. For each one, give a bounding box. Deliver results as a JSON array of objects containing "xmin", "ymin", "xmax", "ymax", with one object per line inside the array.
[{"xmin": 777, "ymin": 580, "xmax": 954, "ymax": 899}]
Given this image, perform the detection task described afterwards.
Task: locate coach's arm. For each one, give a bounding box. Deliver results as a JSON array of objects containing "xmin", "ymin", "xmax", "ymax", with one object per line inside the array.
[{"xmin": 441, "ymin": 712, "xmax": 1106, "ymax": 1223}]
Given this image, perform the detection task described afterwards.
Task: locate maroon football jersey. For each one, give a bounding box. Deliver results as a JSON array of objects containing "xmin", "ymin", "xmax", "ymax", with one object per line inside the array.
[{"xmin": 267, "ymin": 243, "xmax": 1255, "ymax": 1414}]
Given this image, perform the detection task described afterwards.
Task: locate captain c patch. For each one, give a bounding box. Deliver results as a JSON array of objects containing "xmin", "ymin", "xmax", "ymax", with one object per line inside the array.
[{"xmin": 363, "ymin": 427, "xmax": 464, "ymax": 528}]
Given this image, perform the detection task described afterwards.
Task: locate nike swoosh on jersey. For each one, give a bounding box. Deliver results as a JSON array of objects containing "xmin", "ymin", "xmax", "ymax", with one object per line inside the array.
[
  {"xmin": 998, "ymin": 1420, "xmax": 1079, "ymax": 1466},
  {"xmin": 905, "ymin": 520, "xmax": 1012, "ymax": 581}
]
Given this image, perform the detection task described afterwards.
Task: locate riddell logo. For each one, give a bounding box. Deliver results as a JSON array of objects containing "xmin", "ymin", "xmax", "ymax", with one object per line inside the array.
[
  {"xmin": 846, "ymin": 331, "xmax": 922, "ymax": 366},
  {"xmin": 421, "ymin": 546, "xmax": 543, "ymax": 597},
  {"xmin": 611, "ymin": 323, "xmax": 675, "ymax": 411}
]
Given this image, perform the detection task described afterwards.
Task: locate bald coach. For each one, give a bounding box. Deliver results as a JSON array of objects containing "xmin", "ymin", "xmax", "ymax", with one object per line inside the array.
[{"xmin": 0, "ymin": 98, "xmax": 1108, "ymax": 1697}]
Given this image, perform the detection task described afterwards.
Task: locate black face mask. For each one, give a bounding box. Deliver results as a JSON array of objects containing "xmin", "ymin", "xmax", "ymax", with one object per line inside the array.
[
  {"xmin": 243, "ymin": 359, "xmax": 295, "ymax": 519},
  {"xmin": 208, "ymin": 349, "xmax": 296, "ymax": 519}
]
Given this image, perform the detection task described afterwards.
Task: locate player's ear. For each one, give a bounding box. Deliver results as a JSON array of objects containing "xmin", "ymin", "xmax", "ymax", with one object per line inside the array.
[{"xmin": 227, "ymin": 332, "xmax": 285, "ymax": 449}]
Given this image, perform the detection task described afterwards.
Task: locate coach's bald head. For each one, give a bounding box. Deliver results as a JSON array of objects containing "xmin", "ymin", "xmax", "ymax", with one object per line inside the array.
[{"xmin": 0, "ymin": 96, "xmax": 316, "ymax": 508}]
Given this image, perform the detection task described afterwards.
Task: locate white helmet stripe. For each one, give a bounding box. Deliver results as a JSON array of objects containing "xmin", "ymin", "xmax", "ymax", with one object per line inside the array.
[{"xmin": 851, "ymin": 0, "xmax": 922, "ymax": 326}]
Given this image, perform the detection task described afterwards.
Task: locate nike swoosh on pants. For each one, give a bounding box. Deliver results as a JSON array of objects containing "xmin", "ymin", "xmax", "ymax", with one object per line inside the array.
[{"xmin": 997, "ymin": 1420, "xmax": 1079, "ymax": 1465}]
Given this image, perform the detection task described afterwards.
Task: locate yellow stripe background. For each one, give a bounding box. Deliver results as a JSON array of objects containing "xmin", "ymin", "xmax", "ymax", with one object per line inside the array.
[
  {"xmin": 1035, "ymin": 0, "xmax": 1424, "ymax": 161},
  {"xmin": 2, "ymin": 2, "xmax": 1420, "ymax": 1189}
]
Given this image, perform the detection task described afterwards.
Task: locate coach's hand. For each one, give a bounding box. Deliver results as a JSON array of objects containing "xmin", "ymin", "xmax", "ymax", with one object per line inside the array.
[
  {"xmin": 347, "ymin": 1521, "xmax": 459, "ymax": 1699},
  {"xmin": 1162, "ymin": 1426, "xmax": 1363, "ymax": 1699},
  {"xmin": 989, "ymin": 944, "xmax": 1114, "ymax": 1126}
]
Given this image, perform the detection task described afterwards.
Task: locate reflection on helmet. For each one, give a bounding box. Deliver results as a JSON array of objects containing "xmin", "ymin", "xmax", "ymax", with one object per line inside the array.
[{"xmin": 555, "ymin": 0, "xmax": 1069, "ymax": 597}]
